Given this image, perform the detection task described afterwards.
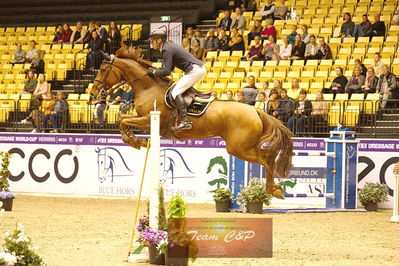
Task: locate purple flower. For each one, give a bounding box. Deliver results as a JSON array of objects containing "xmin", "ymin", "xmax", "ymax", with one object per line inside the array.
[
  {"xmin": 137, "ymin": 215, "xmax": 149, "ymax": 232},
  {"xmin": 0, "ymin": 191, "xmax": 15, "ymax": 199},
  {"xmin": 139, "ymin": 228, "xmax": 167, "ymax": 246}
]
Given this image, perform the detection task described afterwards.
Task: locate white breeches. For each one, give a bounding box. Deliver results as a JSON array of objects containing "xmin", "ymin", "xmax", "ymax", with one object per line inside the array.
[{"xmin": 171, "ymin": 64, "xmax": 207, "ymax": 99}]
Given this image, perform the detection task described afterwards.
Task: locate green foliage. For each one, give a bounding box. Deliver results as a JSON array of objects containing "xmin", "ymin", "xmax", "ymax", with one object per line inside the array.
[
  {"xmin": 158, "ymin": 185, "xmax": 167, "ymax": 231},
  {"xmin": 237, "ymin": 178, "xmax": 272, "ymax": 207},
  {"xmin": 212, "ymin": 188, "xmax": 233, "ymax": 202},
  {"xmin": 358, "ymin": 182, "xmax": 389, "ymax": 205},
  {"xmin": 206, "ymin": 156, "xmax": 228, "ymax": 176},
  {"xmin": 168, "ymin": 193, "xmax": 187, "ymax": 219},
  {"xmin": 0, "ymin": 152, "xmax": 12, "ymax": 191}
]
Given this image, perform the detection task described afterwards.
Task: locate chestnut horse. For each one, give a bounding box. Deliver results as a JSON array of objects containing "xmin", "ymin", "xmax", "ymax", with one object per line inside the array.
[{"xmin": 90, "ymin": 46, "xmax": 293, "ymax": 199}]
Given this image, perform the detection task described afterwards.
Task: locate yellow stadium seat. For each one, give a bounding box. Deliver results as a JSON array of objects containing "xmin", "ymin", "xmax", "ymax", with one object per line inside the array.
[
  {"xmin": 225, "ymin": 61, "xmax": 238, "ymax": 73},
  {"xmin": 258, "ymin": 71, "xmax": 273, "ymax": 82},
  {"xmin": 238, "ymin": 61, "xmax": 250, "ymax": 72},
  {"xmin": 231, "ymin": 72, "xmax": 245, "ymax": 83},
  {"xmin": 328, "ymin": 105, "xmax": 342, "ymax": 127},
  {"xmin": 199, "ymin": 82, "xmax": 212, "ymax": 91},
  {"xmin": 291, "ymin": 60, "xmax": 305, "ymax": 71},
  {"xmin": 310, "ymin": 82, "xmax": 324, "ymax": 93},
  {"xmin": 213, "ymin": 82, "xmax": 226, "ymax": 92},
  {"xmin": 226, "ymin": 82, "xmax": 240, "ymax": 92},
  {"xmin": 218, "ymin": 72, "xmax": 232, "ymax": 83},
  {"xmin": 344, "ymin": 106, "xmax": 360, "ymax": 127},
  {"xmin": 318, "ymin": 60, "xmax": 333, "ymax": 71}
]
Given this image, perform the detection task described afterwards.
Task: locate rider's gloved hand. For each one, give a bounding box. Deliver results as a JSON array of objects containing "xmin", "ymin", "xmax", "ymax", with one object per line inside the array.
[{"xmin": 147, "ymin": 67, "xmax": 156, "ymax": 75}]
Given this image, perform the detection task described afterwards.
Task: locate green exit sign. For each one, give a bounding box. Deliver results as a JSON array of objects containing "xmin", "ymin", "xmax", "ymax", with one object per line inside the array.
[{"xmin": 161, "ymin": 16, "xmax": 170, "ymax": 22}]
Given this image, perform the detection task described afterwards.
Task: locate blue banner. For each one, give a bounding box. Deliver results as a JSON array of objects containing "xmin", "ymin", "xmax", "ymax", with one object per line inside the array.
[{"xmin": 229, "ymin": 156, "xmax": 245, "ymax": 210}]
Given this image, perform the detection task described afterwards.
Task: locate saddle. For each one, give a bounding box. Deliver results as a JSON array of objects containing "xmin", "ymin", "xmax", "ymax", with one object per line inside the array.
[{"xmin": 165, "ymin": 84, "xmax": 215, "ymax": 116}]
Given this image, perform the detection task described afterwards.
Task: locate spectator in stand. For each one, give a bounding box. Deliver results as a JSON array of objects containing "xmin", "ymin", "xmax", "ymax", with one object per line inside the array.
[
  {"xmin": 23, "ymin": 96, "xmax": 46, "ymax": 133},
  {"xmin": 353, "ymin": 14, "xmax": 372, "ymax": 38},
  {"xmin": 191, "ymin": 28, "xmax": 205, "ymax": 49},
  {"xmin": 95, "ymin": 21, "xmax": 108, "ymax": 41},
  {"xmin": 304, "ymin": 35, "xmax": 318, "ymax": 60},
  {"xmin": 97, "ymin": 86, "xmax": 123, "ymax": 125},
  {"xmin": 13, "ymin": 43, "xmax": 26, "ymax": 64},
  {"xmin": 225, "ymin": 90, "xmax": 234, "ymax": 101},
  {"xmin": 290, "ymin": 34, "xmax": 305, "ymax": 60},
  {"xmin": 278, "ymin": 35, "xmax": 292, "ymax": 60},
  {"xmin": 107, "ymin": 21, "xmax": 121, "ymax": 54},
  {"xmin": 345, "ymin": 66, "xmax": 365, "ymax": 98},
  {"xmin": 370, "ymin": 13, "xmax": 386, "ymax": 37},
  {"xmin": 58, "ymin": 23, "xmax": 72, "ymax": 43},
  {"xmin": 226, "ymin": 0, "xmax": 242, "ymax": 11},
  {"xmin": 204, "ymin": 29, "xmax": 220, "ymax": 55},
  {"xmin": 354, "ymin": 59, "xmax": 367, "ymax": 76},
  {"xmin": 339, "ymin": 13, "xmax": 355, "ymax": 38},
  {"xmin": 260, "ymin": 18, "xmax": 276, "ymax": 41},
  {"xmin": 26, "ymin": 40, "xmax": 38, "ymax": 63},
  {"xmin": 33, "ymin": 74, "xmax": 49, "ymax": 100},
  {"xmin": 261, "ymin": 81, "xmax": 270, "ymax": 97},
  {"xmin": 120, "ymin": 83, "xmax": 135, "ymax": 114},
  {"xmin": 247, "ymin": 20, "xmax": 262, "ymax": 45},
  {"xmin": 288, "ymin": 25, "xmax": 298, "ymax": 45},
  {"xmin": 287, "ymin": 78, "xmax": 301, "ymax": 100},
  {"xmin": 181, "ymin": 37, "xmax": 191, "ymax": 52},
  {"xmin": 267, "ymin": 89, "xmax": 279, "ymax": 115},
  {"xmin": 287, "ymin": 89, "xmax": 312, "ymax": 133},
  {"xmin": 83, "ymin": 21, "xmax": 96, "ymax": 44},
  {"xmin": 255, "ymin": 92, "xmax": 267, "ymax": 111},
  {"xmin": 273, "ymin": 79, "xmax": 282, "ymax": 93},
  {"xmin": 190, "ymin": 39, "xmax": 204, "ymax": 60},
  {"xmin": 71, "ymin": 21, "xmax": 88, "ymax": 45},
  {"xmin": 23, "ymin": 70, "xmax": 37, "ymax": 94},
  {"xmin": 371, "ymin": 52, "xmax": 384, "ymax": 77},
  {"xmin": 322, "ymin": 67, "xmax": 347, "ymax": 98},
  {"xmin": 236, "ymin": 91, "xmax": 245, "ymax": 103},
  {"xmin": 262, "ymin": 35, "xmax": 279, "ymax": 60},
  {"xmin": 395, "ymin": 10, "xmax": 399, "ymax": 25},
  {"xmin": 228, "ymin": 26, "xmax": 245, "ymax": 52},
  {"xmin": 316, "ymin": 37, "xmax": 332, "ymax": 59},
  {"xmin": 242, "ymin": 75, "xmax": 258, "ymax": 105},
  {"xmin": 274, "ymin": 89, "xmax": 294, "ymax": 123},
  {"xmin": 211, "ymin": 91, "xmax": 218, "ymax": 99},
  {"xmin": 219, "ymin": 28, "xmax": 231, "ymax": 51},
  {"xmin": 185, "ymin": 27, "xmax": 195, "ymax": 43},
  {"xmin": 377, "ymin": 65, "xmax": 397, "ymax": 109},
  {"xmin": 308, "ymin": 91, "xmax": 328, "ymax": 131},
  {"xmin": 301, "ymin": 25, "xmax": 310, "ymax": 44},
  {"xmin": 30, "ymin": 52, "xmax": 45, "ymax": 75},
  {"xmin": 361, "ymin": 67, "xmax": 379, "ymax": 97},
  {"xmin": 260, "ymin": 0, "xmax": 275, "ymax": 20},
  {"xmin": 86, "ymin": 31, "xmax": 103, "ymax": 70},
  {"xmin": 243, "ymin": 35, "xmax": 263, "ymax": 63},
  {"xmin": 274, "ymin": 0, "xmax": 288, "ymax": 20},
  {"xmin": 42, "ymin": 92, "xmax": 67, "ymax": 133},
  {"xmin": 52, "ymin": 24, "xmax": 63, "ymax": 44},
  {"xmin": 230, "ymin": 7, "xmax": 246, "ymax": 34},
  {"xmin": 218, "ymin": 10, "xmax": 232, "ymax": 31}
]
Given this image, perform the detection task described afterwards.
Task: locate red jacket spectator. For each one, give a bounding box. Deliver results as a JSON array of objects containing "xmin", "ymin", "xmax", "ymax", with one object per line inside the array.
[
  {"xmin": 260, "ymin": 20, "xmax": 276, "ymax": 40},
  {"xmin": 59, "ymin": 23, "xmax": 72, "ymax": 43}
]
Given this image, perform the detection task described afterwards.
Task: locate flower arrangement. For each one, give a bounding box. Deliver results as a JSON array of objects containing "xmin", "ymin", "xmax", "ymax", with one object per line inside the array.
[
  {"xmin": 237, "ymin": 177, "xmax": 272, "ymax": 207},
  {"xmin": 136, "ymin": 215, "xmax": 149, "ymax": 233},
  {"xmin": 0, "ymin": 191, "xmax": 15, "ymax": 200},
  {"xmin": 139, "ymin": 227, "xmax": 168, "ymax": 247},
  {"xmin": 213, "ymin": 188, "xmax": 233, "ymax": 202},
  {"xmin": 0, "ymin": 152, "xmax": 12, "ymax": 192}
]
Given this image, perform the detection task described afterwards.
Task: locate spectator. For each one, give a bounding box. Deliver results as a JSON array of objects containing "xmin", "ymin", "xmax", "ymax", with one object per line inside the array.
[
  {"xmin": 225, "ymin": 90, "xmax": 234, "ymax": 101},
  {"xmin": 260, "ymin": 18, "xmax": 276, "ymax": 41},
  {"xmin": 219, "ymin": 29, "xmax": 231, "ymax": 51},
  {"xmin": 353, "ymin": 14, "xmax": 372, "ymax": 38},
  {"xmin": 361, "ymin": 67, "xmax": 379, "ymax": 97},
  {"xmin": 86, "ymin": 31, "xmax": 103, "ymax": 70},
  {"xmin": 339, "ymin": 13, "xmax": 355, "ymax": 38},
  {"xmin": 13, "ymin": 43, "xmax": 26, "ymax": 64},
  {"xmin": 308, "ymin": 91, "xmax": 328, "ymax": 131},
  {"xmin": 30, "ymin": 52, "xmax": 45, "ymax": 75},
  {"xmin": 290, "ymin": 34, "xmax": 305, "ymax": 60},
  {"xmin": 274, "ymin": 0, "xmax": 288, "ymax": 20},
  {"xmin": 83, "ymin": 21, "xmax": 96, "ymax": 44},
  {"xmin": 230, "ymin": 7, "xmax": 246, "ymax": 34},
  {"xmin": 25, "ymin": 40, "xmax": 38, "ymax": 63},
  {"xmin": 287, "ymin": 78, "xmax": 301, "ymax": 100},
  {"xmin": 316, "ymin": 37, "xmax": 332, "ymax": 59},
  {"xmin": 97, "ymin": 86, "xmax": 123, "ymax": 125},
  {"xmin": 218, "ymin": 10, "xmax": 232, "ymax": 31},
  {"xmin": 107, "ymin": 21, "xmax": 121, "ymax": 54},
  {"xmin": 185, "ymin": 27, "xmax": 195, "ymax": 43},
  {"xmin": 236, "ymin": 91, "xmax": 245, "ymax": 103},
  {"xmin": 255, "ymin": 92, "xmax": 267, "ymax": 111},
  {"xmin": 262, "ymin": 35, "xmax": 279, "ymax": 60},
  {"xmin": 191, "ymin": 39, "xmax": 204, "ymax": 60},
  {"xmin": 371, "ymin": 52, "xmax": 384, "ymax": 77},
  {"xmin": 244, "ymin": 35, "xmax": 263, "ymax": 63},
  {"xmin": 260, "ymin": 0, "xmax": 275, "ymax": 20},
  {"xmin": 288, "ymin": 25, "xmax": 298, "ymax": 45},
  {"xmin": 204, "ymin": 29, "xmax": 220, "ymax": 54},
  {"xmin": 301, "ymin": 25, "xmax": 310, "ymax": 44},
  {"xmin": 33, "ymin": 74, "xmax": 49, "ymax": 100},
  {"xmin": 354, "ymin": 59, "xmax": 367, "ymax": 76},
  {"xmin": 59, "ymin": 23, "xmax": 73, "ymax": 43},
  {"xmin": 322, "ymin": 67, "xmax": 347, "ymax": 97},
  {"xmin": 287, "ymin": 89, "xmax": 312, "ymax": 133},
  {"xmin": 345, "ymin": 66, "xmax": 365, "ymax": 98},
  {"xmin": 71, "ymin": 21, "xmax": 88, "ymax": 45},
  {"xmin": 42, "ymin": 92, "xmax": 67, "ymax": 133},
  {"xmin": 267, "ymin": 89, "xmax": 279, "ymax": 115},
  {"xmin": 377, "ymin": 65, "xmax": 397, "ymax": 109},
  {"xmin": 95, "ymin": 21, "xmax": 108, "ymax": 41},
  {"xmin": 370, "ymin": 13, "xmax": 385, "ymax": 37},
  {"xmin": 120, "ymin": 83, "xmax": 135, "ymax": 114},
  {"xmin": 23, "ymin": 70, "xmax": 37, "ymax": 94},
  {"xmin": 273, "ymin": 89, "xmax": 294, "ymax": 123},
  {"xmin": 242, "ymin": 75, "xmax": 258, "ymax": 105},
  {"xmin": 261, "ymin": 81, "xmax": 270, "ymax": 98},
  {"xmin": 191, "ymin": 28, "xmax": 205, "ymax": 49},
  {"xmin": 226, "ymin": 0, "xmax": 242, "ymax": 11},
  {"xmin": 248, "ymin": 20, "xmax": 262, "ymax": 45},
  {"xmin": 211, "ymin": 91, "xmax": 218, "ymax": 99},
  {"xmin": 273, "ymin": 79, "xmax": 282, "ymax": 93},
  {"xmin": 181, "ymin": 37, "xmax": 191, "ymax": 52},
  {"xmin": 228, "ymin": 26, "xmax": 245, "ymax": 52},
  {"xmin": 278, "ymin": 35, "xmax": 292, "ymax": 60},
  {"xmin": 304, "ymin": 35, "xmax": 318, "ymax": 60},
  {"xmin": 395, "ymin": 10, "xmax": 399, "ymax": 25},
  {"xmin": 52, "ymin": 24, "xmax": 63, "ymax": 44},
  {"xmin": 22, "ymin": 98, "xmax": 44, "ymax": 133}
]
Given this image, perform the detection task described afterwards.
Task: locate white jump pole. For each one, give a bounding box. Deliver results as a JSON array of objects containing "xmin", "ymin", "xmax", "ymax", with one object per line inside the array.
[
  {"xmin": 149, "ymin": 102, "xmax": 160, "ymax": 229},
  {"xmin": 392, "ymin": 162, "xmax": 399, "ymax": 223}
]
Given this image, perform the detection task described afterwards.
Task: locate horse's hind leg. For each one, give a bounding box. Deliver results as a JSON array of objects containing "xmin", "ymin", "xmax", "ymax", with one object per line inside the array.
[{"xmin": 119, "ymin": 115, "xmax": 150, "ymax": 149}]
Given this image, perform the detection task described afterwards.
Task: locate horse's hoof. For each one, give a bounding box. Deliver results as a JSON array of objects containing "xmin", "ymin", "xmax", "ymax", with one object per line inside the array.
[
  {"xmin": 140, "ymin": 138, "xmax": 149, "ymax": 148},
  {"xmin": 267, "ymin": 184, "xmax": 285, "ymax": 199}
]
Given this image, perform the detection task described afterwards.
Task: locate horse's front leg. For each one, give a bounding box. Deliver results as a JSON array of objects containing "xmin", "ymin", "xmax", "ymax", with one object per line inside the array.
[{"xmin": 119, "ymin": 115, "xmax": 150, "ymax": 149}]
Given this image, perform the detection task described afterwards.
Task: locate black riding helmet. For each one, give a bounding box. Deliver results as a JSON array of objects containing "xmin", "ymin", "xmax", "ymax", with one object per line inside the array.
[{"xmin": 148, "ymin": 29, "xmax": 167, "ymax": 40}]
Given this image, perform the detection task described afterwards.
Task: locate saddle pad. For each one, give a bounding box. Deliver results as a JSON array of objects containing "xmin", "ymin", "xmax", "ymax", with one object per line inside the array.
[{"xmin": 164, "ymin": 87, "xmax": 212, "ymax": 117}]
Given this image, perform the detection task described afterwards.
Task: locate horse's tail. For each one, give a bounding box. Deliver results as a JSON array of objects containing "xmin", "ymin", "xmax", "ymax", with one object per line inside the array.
[{"xmin": 256, "ymin": 110, "xmax": 293, "ymax": 180}]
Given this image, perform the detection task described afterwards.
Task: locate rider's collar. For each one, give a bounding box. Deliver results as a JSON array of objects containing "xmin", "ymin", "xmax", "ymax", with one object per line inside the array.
[{"xmin": 159, "ymin": 42, "xmax": 165, "ymax": 52}]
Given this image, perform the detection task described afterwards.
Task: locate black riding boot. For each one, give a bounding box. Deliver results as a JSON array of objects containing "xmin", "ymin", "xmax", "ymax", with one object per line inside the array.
[{"xmin": 173, "ymin": 94, "xmax": 192, "ymax": 131}]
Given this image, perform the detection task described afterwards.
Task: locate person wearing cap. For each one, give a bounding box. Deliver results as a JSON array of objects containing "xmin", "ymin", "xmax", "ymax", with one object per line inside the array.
[{"xmin": 147, "ymin": 29, "xmax": 206, "ymax": 131}]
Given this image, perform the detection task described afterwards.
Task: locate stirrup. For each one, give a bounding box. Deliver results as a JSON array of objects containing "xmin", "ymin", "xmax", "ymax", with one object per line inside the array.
[{"xmin": 172, "ymin": 121, "xmax": 192, "ymax": 131}]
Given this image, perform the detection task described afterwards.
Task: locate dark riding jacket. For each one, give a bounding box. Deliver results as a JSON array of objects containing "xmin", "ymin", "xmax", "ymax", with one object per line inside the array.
[{"xmin": 154, "ymin": 41, "xmax": 204, "ymax": 77}]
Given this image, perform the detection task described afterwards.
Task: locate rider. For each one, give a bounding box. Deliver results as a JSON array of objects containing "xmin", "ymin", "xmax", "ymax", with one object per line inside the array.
[{"xmin": 147, "ymin": 29, "xmax": 206, "ymax": 131}]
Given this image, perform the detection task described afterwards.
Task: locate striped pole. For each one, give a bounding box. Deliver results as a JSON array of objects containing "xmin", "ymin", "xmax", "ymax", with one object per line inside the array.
[
  {"xmin": 392, "ymin": 162, "xmax": 399, "ymax": 223},
  {"xmin": 284, "ymin": 193, "xmax": 335, "ymax": 198},
  {"xmin": 292, "ymin": 151, "xmax": 336, "ymax": 158}
]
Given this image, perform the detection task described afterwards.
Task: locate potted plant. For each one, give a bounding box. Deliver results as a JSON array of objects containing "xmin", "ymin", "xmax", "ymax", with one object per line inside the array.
[
  {"xmin": 213, "ymin": 188, "xmax": 233, "ymax": 212},
  {"xmin": 0, "ymin": 152, "xmax": 15, "ymax": 211},
  {"xmin": 237, "ymin": 178, "xmax": 272, "ymax": 214},
  {"xmin": 358, "ymin": 182, "xmax": 389, "ymax": 211}
]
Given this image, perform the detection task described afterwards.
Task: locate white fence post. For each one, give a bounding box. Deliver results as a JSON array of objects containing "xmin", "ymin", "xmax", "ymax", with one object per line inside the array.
[
  {"xmin": 149, "ymin": 110, "xmax": 161, "ymax": 229},
  {"xmin": 392, "ymin": 162, "xmax": 399, "ymax": 223}
]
